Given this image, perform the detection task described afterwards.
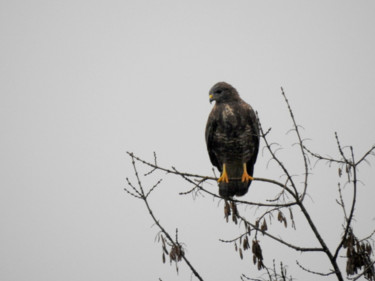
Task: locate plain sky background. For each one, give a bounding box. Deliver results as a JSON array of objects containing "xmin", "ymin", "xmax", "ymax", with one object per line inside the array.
[{"xmin": 1, "ymin": 1, "xmax": 375, "ymax": 280}]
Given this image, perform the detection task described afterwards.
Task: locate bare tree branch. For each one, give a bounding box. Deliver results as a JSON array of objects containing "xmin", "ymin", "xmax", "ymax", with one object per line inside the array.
[
  {"xmin": 223, "ymin": 213, "xmax": 325, "ymax": 253},
  {"xmin": 126, "ymin": 154, "xmax": 204, "ymax": 281},
  {"xmin": 125, "ymin": 88, "xmax": 375, "ymax": 281},
  {"xmin": 334, "ymin": 146, "xmax": 357, "ymax": 261},
  {"xmin": 296, "ymin": 260, "xmax": 336, "ymax": 276},
  {"xmin": 280, "ymin": 87, "xmax": 309, "ymax": 201}
]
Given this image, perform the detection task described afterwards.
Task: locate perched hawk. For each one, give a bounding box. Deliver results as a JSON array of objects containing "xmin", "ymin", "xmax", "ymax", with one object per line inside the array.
[{"xmin": 205, "ymin": 82, "xmax": 259, "ymax": 197}]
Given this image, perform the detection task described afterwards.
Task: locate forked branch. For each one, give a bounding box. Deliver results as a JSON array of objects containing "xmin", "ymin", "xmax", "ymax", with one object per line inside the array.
[{"xmin": 125, "ymin": 88, "xmax": 375, "ymax": 281}]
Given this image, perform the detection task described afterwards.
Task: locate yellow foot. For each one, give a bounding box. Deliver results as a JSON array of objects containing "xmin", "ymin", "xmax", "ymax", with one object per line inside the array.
[
  {"xmin": 218, "ymin": 163, "xmax": 229, "ymax": 183},
  {"xmin": 241, "ymin": 163, "xmax": 254, "ymax": 182}
]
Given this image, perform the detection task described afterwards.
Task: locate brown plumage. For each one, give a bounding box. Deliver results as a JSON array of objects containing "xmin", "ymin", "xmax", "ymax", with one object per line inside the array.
[{"xmin": 205, "ymin": 82, "xmax": 259, "ymax": 197}]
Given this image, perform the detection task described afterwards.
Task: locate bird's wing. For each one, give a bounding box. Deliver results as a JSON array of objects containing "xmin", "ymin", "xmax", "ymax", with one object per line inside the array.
[
  {"xmin": 245, "ymin": 103, "xmax": 260, "ymax": 172},
  {"xmin": 205, "ymin": 108, "xmax": 222, "ymax": 172}
]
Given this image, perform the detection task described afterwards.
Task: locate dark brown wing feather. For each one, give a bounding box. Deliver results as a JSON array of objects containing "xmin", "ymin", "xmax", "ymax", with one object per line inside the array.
[
  {"xmin": 245, "ymin": 102, "xmax": 259, "ymax": 176},
  {"xmin": 205, "ymin": 106, "xmax": 221, "ymax": 172}
]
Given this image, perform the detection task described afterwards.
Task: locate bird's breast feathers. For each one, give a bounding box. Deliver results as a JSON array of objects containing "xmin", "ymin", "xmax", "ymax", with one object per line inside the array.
[
  {"xmin": 220, "ymin": 104, "xmax": 239, "ymax": 126},
  {"xmin": 223, "ymin": 104, "xmax": 235, "ymax": 119}
]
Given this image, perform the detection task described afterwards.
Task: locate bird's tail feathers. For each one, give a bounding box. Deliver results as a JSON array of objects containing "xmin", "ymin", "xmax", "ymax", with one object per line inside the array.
[{"xmin": 218, "ymin": 180, "xmax": 252, "ymax": 198}]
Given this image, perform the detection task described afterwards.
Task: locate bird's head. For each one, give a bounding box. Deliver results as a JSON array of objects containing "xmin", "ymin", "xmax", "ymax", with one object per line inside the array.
[{"xmin": 209, "ymin": 82, "xmax": 240, "ymax": 104}]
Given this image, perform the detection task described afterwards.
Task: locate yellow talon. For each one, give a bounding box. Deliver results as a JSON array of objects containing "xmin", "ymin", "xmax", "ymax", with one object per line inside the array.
[
  {"xmin": 241, "ymin": 163, "xmax": 254, "ymax": 182},
  {"xmin": 218, "ymin": 163, "xmax": 229, "ymax": 183}
]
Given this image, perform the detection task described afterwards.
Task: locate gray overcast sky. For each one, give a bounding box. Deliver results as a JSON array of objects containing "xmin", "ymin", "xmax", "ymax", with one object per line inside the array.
[{"xmin": 1, "ymin": 1, "xmax": 375, "ymax": 280}]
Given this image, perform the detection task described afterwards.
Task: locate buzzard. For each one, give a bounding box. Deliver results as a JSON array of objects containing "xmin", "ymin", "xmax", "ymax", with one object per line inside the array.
[{"xmin": 205, "ymin": 82, "xmax": 259, "ymax": 197}]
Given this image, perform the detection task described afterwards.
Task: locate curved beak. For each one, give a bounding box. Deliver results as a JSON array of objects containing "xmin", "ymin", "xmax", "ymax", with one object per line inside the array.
[{"xmin": 209, "ymin": 94, "xmax": 213, "ymax": 104}]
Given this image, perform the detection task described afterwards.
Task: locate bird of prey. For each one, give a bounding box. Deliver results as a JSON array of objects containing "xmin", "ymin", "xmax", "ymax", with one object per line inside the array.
[{"xmin": 205, "ymin": 82, "xmax": 259, "ymax": 197}]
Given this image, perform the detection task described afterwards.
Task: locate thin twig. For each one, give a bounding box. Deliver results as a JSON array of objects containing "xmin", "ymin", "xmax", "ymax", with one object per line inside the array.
[
  {"xmin": 127, "ymin": 151, "xmax": 295, "ymax": 196},
  {"xmin": 296, "ymin": 260, "xmax": 335, "ymax": 276},
  {"xmin": 234, "ymin": 214, "xmax": 324, "ymax": 253},
  {"xmin": 303, "ymin": 145, "xmax": 346, "ymax": 165},
  {"xmin": 355, "ymin": 145, "xmax": 375, "ymax": 166},
  {"xmin": 281, "ymin": 87, "xmax": 309, "ymax": 201},
  {"xmin": 175, "ymin": 168, "xmax": 298, "ymax": 208},
  {"xmin": 126, "ymin": 154, "xmax": 204, "ymax": 281},
  {"xmin": 334, "ymin": 146, "xmax": 357, "ymax": 261}
]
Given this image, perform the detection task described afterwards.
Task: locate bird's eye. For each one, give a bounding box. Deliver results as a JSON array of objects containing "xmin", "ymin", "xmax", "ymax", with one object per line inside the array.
[{"xmin": 215, "ymin": 90, "xmax": 223, "ymax": 94}]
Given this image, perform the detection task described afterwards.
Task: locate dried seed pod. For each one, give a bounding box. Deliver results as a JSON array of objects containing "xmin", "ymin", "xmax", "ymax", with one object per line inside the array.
[
  {"xmin": 257, "ymin": 260, "xmax": 263, "ymax": 270},
  {"xmin": 289, "ymin": 208, "xmax": 296, "ymax": 229},
  {"xmin": 252, "ymin": 240, "xmax": 257, "ymax": 254},
  {"xmin": 252, "ymin": 240, "xmax": 264, "ymax": 271},
  {"xmin": 169, "ymin": 244, "xmax": 184, "ymax": 263},
  {"xmin": 243, "ymin": 236, "xmax": 250, "ymax": 251},
  {"xmin": 261, "ymin": 219, "xmax": 268, "ymax": 234},
  {"xmin": 277, "ymin": 211, "xmax": 283, "ymax": 222},
  {"xmin": 169, "ymin": 248, "xmax": 175, "ymax": 262},
  {"xmin": 277, "ymin": 211, "xmax": 288, "ymax": 228},
  {"xmin": 239, "ymin": 248, "xmax": 243, "ymax": 260},
  {"xmin": 231, "ymin": 202, "xmax": 238, "ymax": 224},
  {"xmin": 252, "ymin": 240, "xmax": 263, "ymax": 261},
  {"xmin": 224, "ymin": 201, "xmax": 231, "ymax": 222},
  {"xmin": 230, "ymin": 201, "xmax": 238, "ymax": 216},
  {"xmin": 255, "ymin": 220, "xmax": 260, "ymax": 229},
  {"xmin": 232, "ymin": 213, "xmax": 238, "ymax": 224},
  {"xmin": 162, "ymin": 245, "xmax": 168, "ymax": 255}
]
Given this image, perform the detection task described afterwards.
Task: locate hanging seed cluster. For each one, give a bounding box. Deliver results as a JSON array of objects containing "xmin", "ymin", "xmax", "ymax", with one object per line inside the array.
[
  {"xmin": 160, "ymin": 235, "xmax": 185, "ymax": 266},
  {"xmin": 259, "ymin": 209, "xmax": 296, "ymax": 233},
  {"xmin": 233, "ymin": 235, "xmax": 264, "ymax": 270},
  {"xmin": 234, "ymin": 234, "xmax": 251, "ymax": 260},
  {"xmin": 343, "ymin": 229, "xmax": 374, "ymax": 280},
  {"xmin": 277, "ymin": 211, "xmax": 287, "ymax": 228},
  {"xmin": 224, "ymin": 200, "xmax": 239, "ymax": 224},
  {"xmin": 223, "ymin": 201, "xmax": 299, "ymax": 272},
  {"xmin": 252, "ymin": 239, "xmax": 265, "ymax": 270},
  {"xmin": 169, "ymin": 244, "xmax": 184, "ymax": 263}
]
